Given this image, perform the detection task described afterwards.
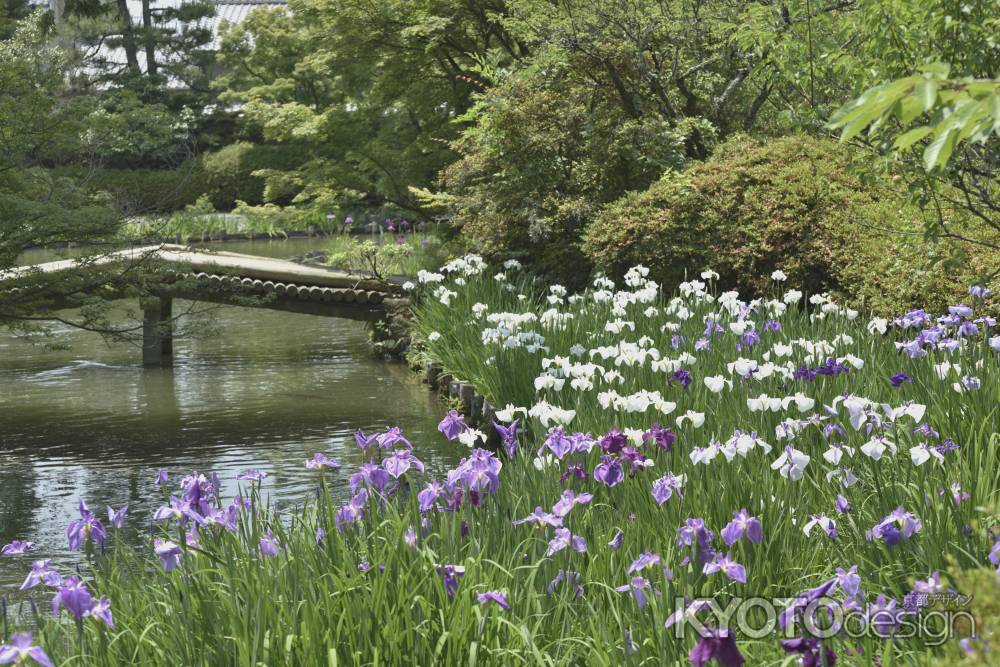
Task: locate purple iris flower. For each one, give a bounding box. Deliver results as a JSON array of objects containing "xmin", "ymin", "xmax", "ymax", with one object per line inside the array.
[
  {"xmin": 607, "ymin": 529, "xmax": 625, "ymax": 550},
  {"xmin": 676, "ymin": 518, "xmax": 715, "ymax": 564},
  {"xmin": 694, "ymin": 337, "xmax": 712, "ymax": 351},
  {"xmin": 651, "ymin": 473, "xmax": 684, "ymax": 506},
  {"xmin": 740, "ymin": 330, "xmax": 760, "ymax": 350},
  {"xmin": 354, "ymin": 429, "xmax": 379, "ymax": 449},
  {"xmin": 835, "ymin": 494, "xmax": 852, "ymax": 514},
  {"xmin": 895, "ymin": 308, "xmax": 930, "ymax": 329},
  {"xmin": 51, "ymin": 576, "xmax": 94, "ymax": 620},
  {"xmin": 867, "ymin": 507, "xmax": 922, "ymax": 545},
  {"xmin": 449, "ymin": 449, "xmax": 503, "ymax": 499},
  {"xmin": 306, "ymin": 453, "xmax": 340, "ymax": 470},
  {"xmin": 377, "ymin": 427, "xmax": 412, "ymax": 450},
  {"xmin": 703, "ymin": 553, "xmax": 747, "ymax": 583},
  {"xmin": 689, "ymin": 627, "xmax": 745, "ymax": 667},
  {"xmin": 547, "ymin": 569, "xmax": 585, "ymax": 597},
  {"xmin": 335, "ymin": 489, "xmax": 369, "ymax": 530},
  {"xmin": 477, "ymin": 591, "xmax": 510, "ymax": 610},
  {"xmin": 437, "ymin": 410, "xmax": 466, "ymax": 441},
  {"xmin": 780, "ymin": 637, "xmax": 836, "ymax": 667},
  {"xmin": 897, "ymin": 338, "xmax": 927, "ymax": 359},
  {"xmin": 593, "ymin": 456, "xmax": 624, "ymax": 488},
  {"xmin": 0, "ymin": 633, "xmax": 55, "ymax": 667},
  {"xmin": 67, "ymin": 499, "xmax": 106, "ymax": 551},
  {"xmin": 619, "ymin": 446, "xmax": 649, "ymax": 473},
  {"xmin": 437, "ymin": 564, "xmax": 465, "ymax": 597},
  {"xmin": 866, "ymin": 595, "xmax": 908, "ymax": 637},
  {"xmin": 20, "ymin": 560, "xmax": 62, "ymax": 591},
  {"xmin": 644, "ymin": 423, "xmax": 677, "ymax": 451},
  {"xmin": 237, "ymin": 470, "xmax": 268, "ymax": 482},
  {"xmin": 156, "ymin": 469, "xmax": 169, "ymax": 486},
  {"xmin": 154, "ymin": 539, "xmax": 183, "ymax": 572},
  {"xmin": 403, "ymin": 527, "xmax": 417, "ymax": 547},
  {"xmin": 494, "ymin": 419, "xmax": 519, "ymax": 458},
  {"xmin": 107, "ymin": 505, "xmax": 128, "ymax": 529},
  {"xmin": 962, "ymin": 375, "xmax": 981, "ymax": 390},
  {"xmin": 512, "ymin": 506, "xmax": 563, "ymax": 529},
  {"xmin": 615, "ymin": 576, "xmax": 658, "ymax": 609},
  {"xmin": 86, "ymin": 596, "xmax": 114, "ymax": 628},
  {"xmin": 937, "ymin": 337, "xmax": 962, "ymax": 352},
  {"xmin": 1, "ymin": 540, "xmax": 36, "ymax": 556},
  {"xmin": 552, "ymin": 489, "xmax": 593, "ymax": 518},
  {"xmin": 672, "ymin": 369, "xmax": 693, "ymax": 388},
  {"xmin": 627, "ymin": 551, "xmax": 661, "ymax": 574},
  {"xmin": 957, "ymin": 321, "xmax": 979, "ymax": 337},
  {"xmin": 350, "ymin": 463, "xmax": 391, "ymax": 494},
  {"xmin": 541, "ymin": 427, "xmax": 575, "ymax": 459},
  {"xmin": 153, "ymin": 496, "xmax": 202, "ymax": 526},
  {"xmin": 418, "ymin": 481, "xmax": 445, "ymax": 513},
  {"xmin": 559, "ymin": 463, "xmax": 587, "ymax": 485},
  {"xmin": 890, "ymin": 372, "xmax": 912, "ymax": 387},
  {"xmin": 599, "ymin": 429, "xmax": 628, "ymax": 454},
  {"xmin": 835, "ymin": 565, "xmax": 862, "ymax": 600},
  {"xmin": 258, "ymin": 530, "xmax": 280, "ymax": 558},
  {"xmin": 970, "ymin": 285, "xmax": 991, "ymax": 299},
  {"xmin": 178, "ymin": 472, "xmax": 216, "ymax": 513},
  {"xmin": 778, "ymin": 577, "xmax": 838, "ymax": 629},
  {"xmin": 721, "ymin": 509, "xmax": 762, "ymax": 546},
  {"xmin": 949, "ymin": 304, "xmax": 974, "ymax": 318},
  {"xmin": 384, "ymin": 449, "xmax": 425, "ymax": 479},
  {"xmin": 546, "ymin": 528, "xmax": 587, "ymax": 556}
]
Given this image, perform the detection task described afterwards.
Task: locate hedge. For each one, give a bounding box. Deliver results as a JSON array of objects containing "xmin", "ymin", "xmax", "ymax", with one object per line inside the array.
[
  {"xmin": 51, "ymin": 163, "xmax": 206, "ymax": 214},
  {"xmin": 198, "ymin": 141, "xmax": 309, "ymax": 211}
]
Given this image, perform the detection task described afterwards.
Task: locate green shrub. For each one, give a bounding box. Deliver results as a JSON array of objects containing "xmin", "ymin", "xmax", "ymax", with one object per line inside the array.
[
  {"xmin": 199, "ymin": 141, "xmax": 309, "ymax": 210},
  {"xmin": 583, "ymin": 135, "xmax": 996, "ymax": 314},
  {"xmin": 52, "ymin": 163, "xmax": 206, "ymax": 213}
]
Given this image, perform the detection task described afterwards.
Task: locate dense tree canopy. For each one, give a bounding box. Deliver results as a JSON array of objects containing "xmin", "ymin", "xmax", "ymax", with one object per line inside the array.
[{"xmin": 0, "ymin": 0, "xmax": 998, "ymax": 322}]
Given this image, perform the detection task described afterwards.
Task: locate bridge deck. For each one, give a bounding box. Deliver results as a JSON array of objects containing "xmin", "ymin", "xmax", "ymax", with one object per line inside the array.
[
  {"xmin": 3, "ymin": 244, "xmax": 401, "ymax": 294},
  {"xmin": 4, "ymin": 244, "xmax": 409, "ymax": 365}
]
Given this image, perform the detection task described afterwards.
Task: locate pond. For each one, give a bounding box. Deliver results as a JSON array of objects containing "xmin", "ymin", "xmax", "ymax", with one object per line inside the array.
[{"xmin": 0, "ymin": 238, "xmax": 454, "ymax": 589}]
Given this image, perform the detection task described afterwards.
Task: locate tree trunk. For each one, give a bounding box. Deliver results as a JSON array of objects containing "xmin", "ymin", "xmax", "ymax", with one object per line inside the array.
[
  {"xmin": 116, "ymin": 0, "xmax": 141, "ymax": 74},
  {"xmin": 142, "ymin": 0, "xmax": 158, "ymax": 77}
]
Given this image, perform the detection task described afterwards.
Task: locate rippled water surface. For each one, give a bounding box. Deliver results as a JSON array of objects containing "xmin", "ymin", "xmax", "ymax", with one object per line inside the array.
[{"xmin": 0, "ymin": 239, "xmax": 452, "ymax": 589}]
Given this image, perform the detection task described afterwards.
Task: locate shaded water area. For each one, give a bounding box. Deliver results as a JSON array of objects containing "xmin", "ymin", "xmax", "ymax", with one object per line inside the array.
[{"xmin": 0, "ymin": 239, "xmax": 453, "ymax": 589}]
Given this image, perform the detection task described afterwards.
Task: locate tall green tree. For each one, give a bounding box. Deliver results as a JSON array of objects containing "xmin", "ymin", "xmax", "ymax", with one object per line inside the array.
[
  {"xmin": 56, "ymin": 0, "xmax": 220, "ymax": 165},
  {"xmin": 0, "ymin": 15, "xmax": 175, "ymax": 340},
  {"xmin": 215, "ymin": 0, "xmax": 521, "ymax": 214}
]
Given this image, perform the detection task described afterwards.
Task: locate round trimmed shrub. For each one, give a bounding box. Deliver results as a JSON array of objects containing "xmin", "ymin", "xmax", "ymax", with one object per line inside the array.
[{"xmin": 583, "ymin": 135, "xmax": 991, "ymax": 314}]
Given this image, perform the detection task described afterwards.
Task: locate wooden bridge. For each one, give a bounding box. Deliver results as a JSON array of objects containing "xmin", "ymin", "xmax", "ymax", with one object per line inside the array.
[{"xmin": 3, "ymin": 245, "xmax": 407, "ymax": 366}]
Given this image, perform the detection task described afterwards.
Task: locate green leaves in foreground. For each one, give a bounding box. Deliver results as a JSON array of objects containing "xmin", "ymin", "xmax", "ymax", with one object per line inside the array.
[{"xmin": 829, "ymin": 63, "xmax": 1000, "ymax": 172}]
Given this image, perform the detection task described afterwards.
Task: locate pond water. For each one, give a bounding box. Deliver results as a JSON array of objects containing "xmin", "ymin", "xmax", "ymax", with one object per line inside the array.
[{"xmin": 0, "ymin": 238, "xmax": 453, "ymax": 590}]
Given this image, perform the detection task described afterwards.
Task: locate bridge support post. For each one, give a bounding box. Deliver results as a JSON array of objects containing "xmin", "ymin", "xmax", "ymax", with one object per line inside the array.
[{"xmin": 142, "ymin": 297, "xmax": 173, "ymax": 367}]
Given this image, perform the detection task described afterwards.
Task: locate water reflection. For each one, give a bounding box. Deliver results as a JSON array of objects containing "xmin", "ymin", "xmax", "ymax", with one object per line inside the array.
[{"xmin": 0, "ymin": 239, "xmax": 452, "ymax": 589}]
